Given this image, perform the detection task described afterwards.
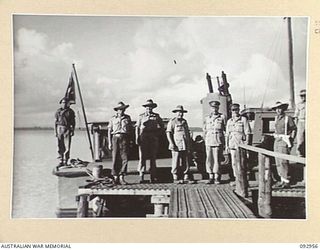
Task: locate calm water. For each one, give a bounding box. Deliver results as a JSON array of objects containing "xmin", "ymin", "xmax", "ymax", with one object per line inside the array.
[{"xmin": 12, "ymin": 129, "xmax": 91, "ymax": 218}]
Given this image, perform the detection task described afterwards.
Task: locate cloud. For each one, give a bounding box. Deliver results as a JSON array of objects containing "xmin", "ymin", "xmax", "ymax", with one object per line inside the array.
[
  {"xmin": 14, "ymin": 28, "xmax": 81, "ymax": 127},
  {"xmin": 13, "ymin": 17, "xmax": 308, "ymax": 128}
]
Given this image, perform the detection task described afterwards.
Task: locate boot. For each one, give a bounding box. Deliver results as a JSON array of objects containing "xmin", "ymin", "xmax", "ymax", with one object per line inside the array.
[
  {"xmin": 173, "ymin": 174, "xmax": 179, "ymax": 184},
  {"xmin": 214, "ymin": 174, "xmax": 221, "ymax": 185},
  {"xmin": 139, "ymin": 174, "xmax": 147, "ymax": 184},
  {"xmin": 206, "ymin": 173, "xmax": 214, "ymax": 184},
  {"xmin": 119, "ymin": 175, "xmax": 128, "ymax": 185}
]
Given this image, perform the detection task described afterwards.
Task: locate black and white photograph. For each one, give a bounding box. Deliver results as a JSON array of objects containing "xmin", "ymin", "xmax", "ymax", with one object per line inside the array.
[{"xmin": 12, "ymin": 15, "xmax": 307, "ymax": 219}]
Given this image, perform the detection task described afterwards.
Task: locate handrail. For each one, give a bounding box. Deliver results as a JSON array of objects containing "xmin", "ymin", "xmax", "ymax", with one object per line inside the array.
[{"xmin": 239, "ymin": 144, "xmax": 305, "ymax": 165}]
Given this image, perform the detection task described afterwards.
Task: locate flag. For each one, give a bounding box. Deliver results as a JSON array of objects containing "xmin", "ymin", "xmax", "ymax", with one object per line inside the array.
[{"xmin": 64, "ymin": 72, "xmax": 76, "ymax": 104}]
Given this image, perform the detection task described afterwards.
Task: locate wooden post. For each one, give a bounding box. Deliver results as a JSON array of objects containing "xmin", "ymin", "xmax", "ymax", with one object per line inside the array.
[
  {"xmin": 237, "ymin": 148, "xmax": 248, "ymax": 197},
  {"xmin": 258, "ymin": 153, "xmax": 272, "ymax": 218},
  {"xmin": 77, "ymin": 195, "xmax": 89, "ymax": 218},
  {"xmin": 93, "ymin": 125, "xmax": 101, "ymax": 161},
  {"xmin": 147, "ymin": 195, "xmax": 170, "ymax": 217}
]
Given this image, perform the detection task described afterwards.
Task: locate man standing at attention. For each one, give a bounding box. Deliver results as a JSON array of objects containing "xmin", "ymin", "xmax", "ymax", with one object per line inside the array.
[
  {"xmin": 272, "ymin": 101, "xmax": 297, "ymax": 188},
  {"xmin": 203, "ymin": 101, "xmax": 226, "ymax": 184},
  {"xmin": 55, "ymin": 97, "xmax": 75, "ymax": 169},
  {"xmin": 108, "ymin": 101, "xmax": 133, "ymax": 185},
  {"xmin": 294, "ymin": 89, "xmax": 306, "ymax": 157},
  {"xmin": 166, "ymin": 105, "xmax": 192, "ymax": 184},
  {"xmin": 136, "ymin": 99, "xmax": 164, "ymax": 183},
  {"xmin": 226, "ymin": 103, "xmax": 251, "ymax": 197}
]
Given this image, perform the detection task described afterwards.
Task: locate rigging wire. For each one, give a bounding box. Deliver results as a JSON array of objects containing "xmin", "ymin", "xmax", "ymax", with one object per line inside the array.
[
  {"xmin": 246, "ymin": 20, "xmax": 281, "ymax": 105},
  {"xmin": 260, "ymin": 20, "xmax": 285, "ymax": 108}
]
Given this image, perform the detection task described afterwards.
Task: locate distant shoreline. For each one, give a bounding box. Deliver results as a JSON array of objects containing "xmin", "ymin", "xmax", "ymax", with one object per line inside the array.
[{"xmin": 14, "ymin": 127, "xmax": 86, "ymax": 130}]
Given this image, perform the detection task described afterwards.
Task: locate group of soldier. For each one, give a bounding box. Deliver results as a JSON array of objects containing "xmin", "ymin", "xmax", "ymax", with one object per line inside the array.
[{"xmin": 54, "ymin": 89, "xmax": 306, "ymax": 194}]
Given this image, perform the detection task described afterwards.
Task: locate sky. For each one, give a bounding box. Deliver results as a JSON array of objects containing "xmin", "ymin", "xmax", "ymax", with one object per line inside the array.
[{"xmin": 13, "ymin": 15, "xmax": 308, "ymax": 128}]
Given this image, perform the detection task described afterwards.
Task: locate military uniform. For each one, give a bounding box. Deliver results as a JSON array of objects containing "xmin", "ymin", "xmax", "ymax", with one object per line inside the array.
[
  {"xmin": 136, "ymin": 111, "xmax": 164, "ymax": 178},
  {"xmin": 226, "ymin": 113, "xmax": 251, "ymax": 197},
  {"xmin": 55, "ymin": 105, "xmax": 75, "ymax": 165},
  {"xmin": 294, "ymin": 101, "xmax": 306, "ymax": 157},
  {"xmin": 203, "ymin": 112, "xmax": 226, "ymax": 179},
  {"xmin": 274, "ymin": 112, "xmax": 296, "ymax": 183},
  {"xmin": 166, "ymin": 116, "xmax": 191, "ymax": 179},
  {"xmin": 108, "ymin": 103, "xmax": 132, "ymax": 179}
]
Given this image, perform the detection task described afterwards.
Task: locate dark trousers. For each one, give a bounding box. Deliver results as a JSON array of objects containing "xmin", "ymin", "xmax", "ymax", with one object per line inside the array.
[
  {"xmin": 138, "ymin": 133, "xmax": 159, "ymax": 177},
  {"xmin": 57, "ymin": 125, "xmax": 72, "ymax": 164},
  {"xmin": 112, "ymin": 134, "xmax": 129, "ymax": 176}
]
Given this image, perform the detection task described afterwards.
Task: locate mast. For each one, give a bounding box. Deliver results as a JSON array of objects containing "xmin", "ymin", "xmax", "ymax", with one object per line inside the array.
[
  {"xmin": 72, "ymin": 63, "xmax": 94, "ymax": 160},
  {"xmin": 287, "ymin": 17, "xmax": 295, "ymax": 109}
]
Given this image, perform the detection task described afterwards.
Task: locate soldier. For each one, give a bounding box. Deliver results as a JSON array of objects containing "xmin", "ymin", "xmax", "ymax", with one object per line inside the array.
[
  {"xmin": 226, "ymin": 103, "xmax": 251, "ymax": 197},
  {"xmin": 108, "ymin": 101, "xmax": 133, "ymax": 185},
  {"xmin": 166, "ymin": 105, "xmax": 192, "ymax": 184},
  {"xmin": 294, "ymin": 89, "xmax": 306, "ymax": 157},
  {"xmin": 272, "ymin": 101, "xmax": 297, "ymax": 188},
  {"xmin": 55, "ymin": 97, "xmax": 75, "ymax": 169},
  {"xmin": 136, "ymin": 99, "xmax": 164, "ymax": 183},
  {"xmin": 203, "ymin": 101, "xmax": 226, "ymax": 184}
]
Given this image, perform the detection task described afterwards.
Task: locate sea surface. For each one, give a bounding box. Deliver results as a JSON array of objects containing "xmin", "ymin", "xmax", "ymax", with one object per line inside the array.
[{"xmin": 12, "ymin": 129, "xmax": 91, "ymax": 218}]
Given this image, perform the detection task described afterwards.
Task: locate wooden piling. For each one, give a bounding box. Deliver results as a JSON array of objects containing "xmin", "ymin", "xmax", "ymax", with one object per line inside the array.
[
  {"xmin": 237, "ymin": 148, "xmax": 248, "ymax": 197},
  {"xmin": 257, "ymin": 153, "xmax": 272, "ymax": 218},
  {"xmin": 77, "ymin": 194, "xmax": 89, "ymax": 218}
]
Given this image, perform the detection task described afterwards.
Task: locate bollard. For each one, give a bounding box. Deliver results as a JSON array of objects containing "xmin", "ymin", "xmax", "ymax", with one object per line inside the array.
[{"xmin": 92, "ymin": 165, "xmax": 103, "ymax": 179}]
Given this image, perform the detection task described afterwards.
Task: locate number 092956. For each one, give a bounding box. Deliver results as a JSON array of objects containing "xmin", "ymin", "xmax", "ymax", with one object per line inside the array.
[{"xmin": 300, "ymin": 244, "xmax": 318, "ymax": 248}]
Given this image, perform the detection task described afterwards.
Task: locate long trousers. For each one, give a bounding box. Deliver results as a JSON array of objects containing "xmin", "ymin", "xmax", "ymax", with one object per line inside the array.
[
  {"xmin": 57, "ymin": 125, "xmax": 72, "ymax": 164},
  {"xmin": 296, "ymin": 121, "xmax": 305, "ymax": 157},
  {"xmin": 206, "ymin": 146, "xmax": 222, "ymax": 174},
  {"xmin": 137, "ymin": 134, "xmax": 159, "ymax": 178},
  {"xmin": 112, "ymin": 134, "xmax": 129, "ymax": 176},
  {"xmin": 230, "ymin": 148, "xmax": 248, "ymax": 197},
  {"xmin": 274, "ymin": 140, "xmax": 290, "ymax": 180},
  {"xmin": 171, "ymin": 150, "xmax": 189, "ymax": 176}
]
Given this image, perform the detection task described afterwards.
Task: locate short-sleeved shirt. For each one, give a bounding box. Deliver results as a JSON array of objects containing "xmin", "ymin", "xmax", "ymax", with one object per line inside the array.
[
  {"xmin": 203, "ymin": 113, "xmax": 226, "ymax": 146},
  {"xmin": 55, "ymin": 108, "xmax": 75, "ymax": 129},
  {"xmin": 294, "ymin": 101, "xmax": 306, "ymax": 122},
  {"xmin": 226, "ymin": 115, "xmax": 251, "ymax": 149},
  {"xmin": 137, "ymin": 112, "xmax": 164, "ymax": 135},
  {"xmin": 275, "ymin": 114, "xmax": 296, "ymax": 135},
  {"xmin": 108, "ymin": 114, "xmax": 132, "ymax": 135},
  {"xmin": 166, "ymin": 117, "xmax": 190, "ymax": 151}
]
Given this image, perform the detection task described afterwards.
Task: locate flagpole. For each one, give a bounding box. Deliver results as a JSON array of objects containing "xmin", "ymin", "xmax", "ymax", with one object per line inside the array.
[{"xmin": 72, "ymin": 63, "xmax": 94, "ymax": 160}]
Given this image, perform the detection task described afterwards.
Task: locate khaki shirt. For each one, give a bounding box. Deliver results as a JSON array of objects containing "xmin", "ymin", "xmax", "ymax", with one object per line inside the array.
[
  {"xmin": 55, "ymin": 107, "xmax": 75, "ymax": 129},
  {"xmin": 275, "ymin": 114, "xmax": 296, "ymax": 135},
  {"xmin": 108, "ymin": 114, "xmax": 132, "ymax": 135},
  {"xmin": 226, "ymin": 115, "xmax": 251, "ymax": 149},
  {"xmin": 166, "ymin": 117, "xmax": 190, "ymax": 151},
  {"xmin": 203, "ymin": 113, "xmax": 226, "ymax": 146},
  {"xmin": 137, "ymin": 112, "xmax": 164, "ymax": 135},
  {"xmin": 294, "ymin": 101, "xmax": 306, "ymax": 122}
]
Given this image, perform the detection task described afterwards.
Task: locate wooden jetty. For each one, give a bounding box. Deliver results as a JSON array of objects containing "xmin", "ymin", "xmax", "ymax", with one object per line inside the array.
[
  {"xmin": 76, "ymin": 182, "xmax": 256, "ymax": 218},
  {"xmin": 54, "ymin": 145, "xmax": 305, "ymax": 219}
]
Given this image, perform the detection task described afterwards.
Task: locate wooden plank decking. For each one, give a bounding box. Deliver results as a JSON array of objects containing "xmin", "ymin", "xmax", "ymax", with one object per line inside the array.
[{"xmin": 78, "ymin": 183, "xmax": 257, "ymax": 218}]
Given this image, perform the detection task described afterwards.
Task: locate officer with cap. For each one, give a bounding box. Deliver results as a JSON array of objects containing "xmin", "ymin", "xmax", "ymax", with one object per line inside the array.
[
  {"xmin": 203, "ymin": 100, "xmax": 226, "ymax": 184},
  {"xmin": 108, "ymin": 101, "xmax": 133, "ymax": 185},
  {"xmin": 226, "ymin": 103, "xmax": 251, "ymax": 197},
  {"xmin": 272, "ymin": 101, "xmax": 296, "ymax": 188},
  {"xmin": 294, "ymin": 89, "xmax": 306, "ymax": 157},
  {"xmin": 136, "ymin": 99, "xmax": 164, "ymax": 183},
  {"xmin": 55, "ymin": 97, "xmax": 76, "ymax": 168},
  {"xmin": 166, "ymin": 105, "xmax": 192, "ymax": 184}
]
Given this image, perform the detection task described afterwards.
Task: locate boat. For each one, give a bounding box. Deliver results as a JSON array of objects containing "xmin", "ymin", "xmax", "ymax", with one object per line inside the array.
[{"xmin": 52, "ymin": 17, "xmax": 306, "ymax": 219}]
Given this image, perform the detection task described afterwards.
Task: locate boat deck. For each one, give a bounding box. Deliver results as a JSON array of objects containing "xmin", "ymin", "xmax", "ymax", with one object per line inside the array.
[{"xmin": 54, "ymin": 158, "xmax": 305, "ymax": 218}]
